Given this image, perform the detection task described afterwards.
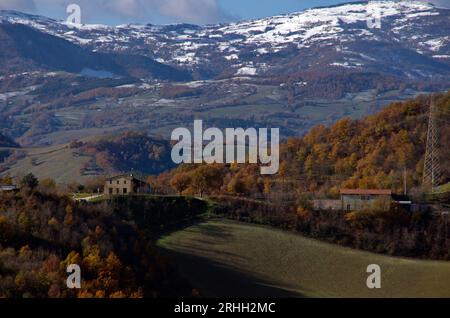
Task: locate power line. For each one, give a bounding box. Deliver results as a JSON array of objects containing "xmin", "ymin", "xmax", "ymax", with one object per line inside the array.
[{"xmin": 423, "ymin": 97, "xmax": 442, "ymax": 193}]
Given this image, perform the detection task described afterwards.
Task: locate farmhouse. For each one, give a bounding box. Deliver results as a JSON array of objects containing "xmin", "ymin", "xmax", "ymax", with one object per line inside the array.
[
  {"xmin": 340, "ymin": 189, "xmax": 392, "ymax": 211},
  {"xmin": 104, "ymin": 174, "xmax": 151, "ymax": 195}
]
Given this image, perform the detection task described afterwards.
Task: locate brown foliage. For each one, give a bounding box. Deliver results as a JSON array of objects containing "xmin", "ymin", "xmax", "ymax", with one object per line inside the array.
[{"xmin": 0, "ymin": 188, "xmax": 191, "ymax": 298}]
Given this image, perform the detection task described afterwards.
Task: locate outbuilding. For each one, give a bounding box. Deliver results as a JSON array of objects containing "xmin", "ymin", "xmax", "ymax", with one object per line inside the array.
[{"xmin": 340, "ymin": 189, "xmax": 392, "ymax": 211}]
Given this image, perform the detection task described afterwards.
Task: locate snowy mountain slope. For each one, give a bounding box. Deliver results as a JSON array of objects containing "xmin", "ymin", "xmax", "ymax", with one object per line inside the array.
[
  {"xmin": 0, "ymin": 22, "xmax": 192, "ymax": 80},
  {"xmin": 0, "ymin": 1, "xmax": 449, "ymax": 80}
]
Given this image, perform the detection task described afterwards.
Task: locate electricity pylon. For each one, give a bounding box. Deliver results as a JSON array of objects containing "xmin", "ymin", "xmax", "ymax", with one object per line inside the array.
[{"xmin": 423, "ymin": 97, "xmax": 441, "ymax": 193}]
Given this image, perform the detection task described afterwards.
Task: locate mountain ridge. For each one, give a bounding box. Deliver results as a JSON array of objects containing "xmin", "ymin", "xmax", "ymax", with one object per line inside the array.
[
  {"xmin": 1, "ymin": 1, "xmax": 448, "ymax": 82},
  {"xmin": 0, "ymin": 21, "xmax": 192, "ymax": 80}
]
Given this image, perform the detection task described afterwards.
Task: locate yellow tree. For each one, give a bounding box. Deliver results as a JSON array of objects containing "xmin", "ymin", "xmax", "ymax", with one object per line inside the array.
[
  {"xmin": 170, "ymin": 173, "xmax": 192, "ymax": 195},
  {"xmin": 0, "ymin": 174, "xmax": 13, "ymax": 185},
  {"xmin": 191, "ymin": 165, "xmax": 223, "ymax": 197}
]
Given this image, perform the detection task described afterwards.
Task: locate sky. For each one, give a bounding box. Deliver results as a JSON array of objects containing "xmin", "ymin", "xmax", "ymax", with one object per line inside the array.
[{"xmin": 0, "ymin": 0, "xmax": 448, "ymax": 25}]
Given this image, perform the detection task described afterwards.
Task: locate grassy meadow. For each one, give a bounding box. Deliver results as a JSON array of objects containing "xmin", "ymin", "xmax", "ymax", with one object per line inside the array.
[{"xmin": 158, "ymin": 219, "xmax": 450, "ymax": 298}]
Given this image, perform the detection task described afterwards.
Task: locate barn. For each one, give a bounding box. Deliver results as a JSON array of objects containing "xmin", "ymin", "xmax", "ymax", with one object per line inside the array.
[{"xmin": 340, "ymin": 189, "xmax": 392, "ymax": 211}]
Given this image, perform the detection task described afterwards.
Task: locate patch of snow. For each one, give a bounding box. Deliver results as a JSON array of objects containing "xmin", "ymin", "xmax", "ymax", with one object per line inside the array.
[
  {"xmin": 423, "ymin": 37, "xmax": 449, "ymax": 52},
  {"xmin": 330, "ymin": 62, "xmax": 358, "ymax": 69},
  {"xmin": 257, "ymin": 48, "xmax": 269, "ymax": 55},
  {"xmin": 236, "ymin": 66, "xmax": 257, "ymax": 76},
  {"xmin": 116, "ymin": 84, "xmax": 136, "ymax": 89},
  {"xmin": 174, "ymin": 52, "xmax": 199, "ymax": 64},
  {"xmin": 225, "ymin": 54, "xmax": 239, "ymax": 60}
]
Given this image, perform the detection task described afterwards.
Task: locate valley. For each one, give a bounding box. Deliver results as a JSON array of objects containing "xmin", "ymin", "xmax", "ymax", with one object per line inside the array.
[
  {"xmin": 0, "ymin": 75, "xmax": 435, "ymax": 184},
  {"xmin": 1, "ymin": 71, "xmax": 430, "ymax": 147}
]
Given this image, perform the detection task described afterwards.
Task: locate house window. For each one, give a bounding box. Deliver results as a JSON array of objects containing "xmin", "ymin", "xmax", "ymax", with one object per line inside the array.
[
  {"xmin": 116, "ymin": 188, "xmax": 119, "ymax": 194},
  {"xmin": 117, "ymin": 180, "xmax": 120, "ymax": 185},
  {"xmin": 123, "ymin": 188, "xmax": 127, "ymax": 194},
  {"xmin": 109, "ymin": 188, "xmax": 113, "ymax": 194},
  {"xmin": 124, "ymin": 180, "xmax": 127, "ymax": 184},
  {"xmin": 110, "ymin": 180, "xmax": 112, "ymax": 184},
  {"xmin": 347, "ymin": 204, "xmax": 351, "ymax": 212}
]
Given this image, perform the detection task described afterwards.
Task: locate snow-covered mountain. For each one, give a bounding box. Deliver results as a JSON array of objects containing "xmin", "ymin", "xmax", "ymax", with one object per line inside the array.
[{"xmin": 0, "ymin": 1, "xmax": 449, "ymax": 80}]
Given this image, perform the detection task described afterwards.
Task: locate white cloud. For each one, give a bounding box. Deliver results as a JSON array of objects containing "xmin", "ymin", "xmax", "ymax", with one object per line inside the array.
[
  {"xmin": 0, "ymin": 0, "xmax": 233, "ymax": 24},
  {"xmin": 0, "ymin": 1, "xmax": 448, "ymax": 24},
  {"xmin": 0, "ymin": 0, "xmax": 36, "ymax": 11},
  {"xmin": 159, "ymin": 0, "xmax": 232, "ymax": 24}
]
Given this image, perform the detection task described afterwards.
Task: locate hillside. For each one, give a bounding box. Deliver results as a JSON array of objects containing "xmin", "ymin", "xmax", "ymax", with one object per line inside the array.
[
  {"xmin": 150, "ymin": 91, "xmax": 450, "ymax": 260},
  {"xmin": 79, "ymin": 132, "xmax": 176, "ymax": 176},
  {"xmin": 0, "ymin": 23, "xmax": 192, "ymax": 81},
  {"xmin": 0, "ymin": 132, "xmax": 175, "ymax": 184},
  {"xmin": 159, "ymin": 219, "xmax": 450, "ymax": 297},
  {"xmin": 160, "ymin": 91, "xmax": 450, "ymax": 199},
  {"xmin": 0, "ymin": 133, "xmax": 18, "ymax": 148},
  {"xmin": 277, "ymin": 91, "xmax": 450, "ymax": 196},
  {"xmin": 2, "ymin": 91, "xmax": 448, "ymax": 189},
  {"xmin": 0, "ymin": 189, "xmax": 192, "ymax": 298}
]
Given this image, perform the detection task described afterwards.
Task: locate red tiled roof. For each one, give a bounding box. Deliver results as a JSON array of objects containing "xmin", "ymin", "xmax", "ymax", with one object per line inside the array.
[{"xmin": 340, "ymin": 189, "xmax": 392, "ymax": 195}]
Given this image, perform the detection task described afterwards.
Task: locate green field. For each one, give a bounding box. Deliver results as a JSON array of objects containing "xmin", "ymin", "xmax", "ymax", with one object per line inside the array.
[
  {"xmin": 1, "ymin": 133, "xmax": 113, "ymax": 184},
  {"xmin": 1, "ymin": 144, "xmax": 92, "ymax": 184},
  {"xmin": 158, "ymin": 219, "xmax": 450, "ymax": 298}
]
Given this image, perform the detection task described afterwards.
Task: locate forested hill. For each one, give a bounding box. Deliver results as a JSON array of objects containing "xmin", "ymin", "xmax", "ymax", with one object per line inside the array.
[
  {"xmin": 78, "ymin": 132, "xmax": 175, "ymax": 176},
  {"xmin": 277, "ymin": 91, "xmax": 450, "ymax": 196},
  {"xmin": 160, "ymin": 91, "xmax": 450, "ymax": 200},
  {"xmin": 0, "ymin": 189, "xmax": 194, "ymax": 298}
]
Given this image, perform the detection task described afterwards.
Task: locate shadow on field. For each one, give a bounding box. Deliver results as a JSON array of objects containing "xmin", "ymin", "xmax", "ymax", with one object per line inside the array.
[
  {"xmin": 158, "ymin": 246, "xmax": 304, "ymax": 298},
  {"xmin": 194, "ymin": 223, "xmax": 234, "ymax": 240}
]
